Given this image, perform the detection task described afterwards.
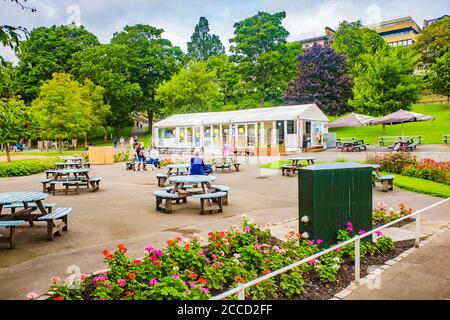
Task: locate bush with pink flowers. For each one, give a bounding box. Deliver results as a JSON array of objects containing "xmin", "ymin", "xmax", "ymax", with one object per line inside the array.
[{"xmin": 401, "ymin": 158, "xmax": 450, "ymax": 185}]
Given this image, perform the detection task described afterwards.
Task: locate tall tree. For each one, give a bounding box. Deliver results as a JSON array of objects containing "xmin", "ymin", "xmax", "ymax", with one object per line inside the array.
[
  {"xmin": 15, "ymin": 24, "xmax": 99, "ymax": 102},
  {"xmin": 69, "ymin": 44, "xmax": 143, "ymax": 132},
  {"xmin": 31, "ymin": 73, "xmax": 110, "ymax": 152},
  {"xmin": 331, "ymin": 20, "xmax": 386, "ymax": 73},
  {"xmin": 286, "ymin": 44, "xmax": 354, "ymax": 116},
  {"xmin": 0, "ymin": 96, "xmax": 31, "ymax": 162},
  {"xmin": 428, "ymin": 52, "xmax": 450, "ymax": 104},
  {"xmin": 413, "ymin": 17, "xmax": 450, "ymax": 70},
  {"xmin": 187, "ymin": 17, "xmax": 225, "ymax": 61},
  {"xmin": 0, "ymin": 62, "xmax": 15, "ymax": 98},
  {"xmin": 206, "ymin": 54, "xmax": 239, "ymax": 105},
  {"xmin": 111, "ymin": 24, "xmax": 185, "ymax": 133},
  {"xmin": 230, "ymin": 11, "xmax": 303, "ymax": 106},
  {"xmin": 350, "ymin": 46, "xmax": 422, "ymax": 116},
  {"xmin": 155, "ymin": 60, "xmax": 223, "ymax": 115}
]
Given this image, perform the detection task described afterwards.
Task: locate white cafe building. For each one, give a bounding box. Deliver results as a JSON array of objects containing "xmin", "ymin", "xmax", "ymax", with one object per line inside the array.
[{"xmin": 153, "ymin": 104, "xmax": 329, "ymax": 153}]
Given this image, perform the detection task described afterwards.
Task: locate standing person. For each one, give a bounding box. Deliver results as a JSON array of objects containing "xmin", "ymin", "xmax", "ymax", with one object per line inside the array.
[
  {"xmin": 119, "ymin": 136, "xmax": 125, "ymax": 148},
  {"xmin": 136, "ymin": 120, "xmax": 139, "ymax": 129},
  {"xmin": 139, "ymin": 121, "xmax": 143, "ymax": 130},
  {"xmin": 130, "ymin": 136, "xmax": 135, "ymax": 149},
  {"xmin": 133, "ymin": 135, "xmax": 139, "ymax": 148},
  {"xmin": 113, "ymin": 135, "xmax": 118, "ymax": 149},
  {"xmin": 135, "ymin": 143, "xmax": 147, "ymax": 171},
  {"xmin": 146, "ymin": 145, "xmax": 160, "ymax": 170}
]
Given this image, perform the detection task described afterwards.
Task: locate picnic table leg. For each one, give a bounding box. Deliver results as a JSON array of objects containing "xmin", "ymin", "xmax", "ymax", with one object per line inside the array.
[
  {"xmin": 22, "ymin": 202, "xmax": 34, "ymax": 227},
  {"xmin": 9, "ymin": 226, "xmax": 16, "ymax": 249}
]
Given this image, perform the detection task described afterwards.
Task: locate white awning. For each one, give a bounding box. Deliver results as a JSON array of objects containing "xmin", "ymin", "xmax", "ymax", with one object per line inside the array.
[{"xmin": 154, "ymin": 104, "xmax": 328, "ymax": 127}]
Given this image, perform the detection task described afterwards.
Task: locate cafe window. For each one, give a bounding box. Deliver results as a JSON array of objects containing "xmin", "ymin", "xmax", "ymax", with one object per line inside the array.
[{"xmin": 287, "ymin": 120, "xmax": 296, "ymax": 134}]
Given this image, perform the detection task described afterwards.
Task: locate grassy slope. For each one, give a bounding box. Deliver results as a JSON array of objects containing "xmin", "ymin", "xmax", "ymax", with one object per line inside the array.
[
  {"xmin": 381, "ymin": 172, "xmax": 450, "ymax": 198},
  {"xmin": 328, "ymin": 104, "xmax": 450, "ymax": 145}
]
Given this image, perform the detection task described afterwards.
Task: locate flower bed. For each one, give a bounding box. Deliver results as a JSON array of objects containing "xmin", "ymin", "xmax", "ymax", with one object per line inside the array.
[
  {"xmin": 401, "ymin": 158, "xmax": 450, "ymax": 185},
  {"xmin": 41, "ymin": 216, "xmax": 406, "ymax": 301},
  {"xmin": 372, "ymin": 202, "xmax": 414, "ymax": 228}
]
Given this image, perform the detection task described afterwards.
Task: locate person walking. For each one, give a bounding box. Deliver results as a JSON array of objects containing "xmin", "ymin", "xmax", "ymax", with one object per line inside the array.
[
  {"xmin": 135, "ymin": 143, "xmax": 147, "ymax": 171},
  {"xmin": 113, "ymin": 135, "xmax": 118, "ymax": 149},
  {"xmin": 119, "ymin": 136, "xmax": 125, "ymax": 148}
]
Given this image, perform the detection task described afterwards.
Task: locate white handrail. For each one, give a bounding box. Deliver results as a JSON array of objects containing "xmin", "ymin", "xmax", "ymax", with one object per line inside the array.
[{"xmin": 210, "ymin": 197, "xmax": 449, "ymax": 300}]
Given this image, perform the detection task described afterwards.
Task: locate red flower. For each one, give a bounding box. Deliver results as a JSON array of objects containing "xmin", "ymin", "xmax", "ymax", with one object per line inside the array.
[
  {"xmin": 125, "ymin": 291, "xmax": 135, "ymax": 297},
  {"xmin": 219, "ymin": 231, "xmax": 225, "ymax": 238},
  {"xmin": 188, "ymin": 272, "xmax": 198, "ymax": 280},
  {"xmin": 127, "ymin": 273, "xmax": 136, "ymax": 280},
  {"xmin": 175, "ymin": 236, "xmax": 182, "ymax": 242},
  {"xmin": 185, "ymin": 242, "xmax": 191, "ymax": 250},
  {"xmin": 132, "ymin": 260, "xmax": 141, "ymax": 264},
  {"xmin": 166, "ymin": 240, "xmax": 172, "ymax": 246},
  {"xmin": 118, "ymin": 244, "xmax": 127, "ymax": 253},
  {"xmin": 149, "ymin": 254, "xmax": 158, "ymax": 261},
  {"xmin": 262, "ymin": 269, "xmax": 271, "ymax": 275},
  {"xmin": 215, "ymin": 241, "xmax": 221, "ymax": 247},
  {"xmin": 152, "ymin": 261, "xmax": 160, "ymax": 267},
  {"xmin": 198, "ymin": 277, "xmax": 207, "ymax": 285},
  {"xmin": 53, "ymin": 296, "xmax": 65, "ymax": 300},
  {"xmin": 102, "ymin": 249, "xmax": 110, "ymax": 256}
]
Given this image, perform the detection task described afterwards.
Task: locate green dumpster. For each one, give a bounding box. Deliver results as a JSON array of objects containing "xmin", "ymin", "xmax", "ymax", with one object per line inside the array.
[{"xmin": 298, "ymin": 162, "xmax": 373, "ymax": 247}]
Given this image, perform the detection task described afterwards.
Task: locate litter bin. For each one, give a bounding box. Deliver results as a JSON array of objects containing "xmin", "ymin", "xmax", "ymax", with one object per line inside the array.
[{"xmin": 298, "ymin": 162, "xmax": 373, "ymax": 247}]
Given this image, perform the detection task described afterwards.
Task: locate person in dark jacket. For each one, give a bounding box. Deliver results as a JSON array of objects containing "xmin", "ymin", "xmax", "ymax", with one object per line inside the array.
[{"xmin": 190, "ymin": 151, "xmax": 213, "ymax": 175}]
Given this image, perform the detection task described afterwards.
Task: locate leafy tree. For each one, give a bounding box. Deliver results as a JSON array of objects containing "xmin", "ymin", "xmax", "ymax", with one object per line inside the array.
[
  {"xmin": 0, "ymin": 96, "xmax": 31, "ymax": 162},
  {"xmin": 15, "ymin": 24, "xmax": 99, "ymax": 102},
  {"xmin": 155, "ymin": 60, "xmax": 223, "ymax": 115},
  {"xmin": 230, "ymin": 11, "xmax": 303, "ymax": 106},
  {"xmin": 331, "ymin": 20, "xmax": 386, "ymax": 73},
  {"xmin": 428, "ymin": 52, "xmax": 450, "ymax": 104},
  {"xmin": 111, "ymin": 24, "xmax": 185, "ymax": 132},
  {"xmin": 350, "ymin": 46, "xmax": 422, "ymax": 116},
  {"xmin": 206, "ymin": 54, "xmax": 239, "ymax": 105},
  {"xmin": 0, "ymin": 62, "xmax": 15, "ymax": 98},
  {"xmin": 413, "ymin": 17, "xmax": 450, "ymax": 69},
  {"xmin": 286, "ymin": 44, "xmax": 354, "ymax": 116},
  {"xmin": 187, "ymin": 17, "xmax": 225, "ymax": 61},
  {"xmin": 69, "ymin": 44, "xmax": 142, "ymax": 132},
  {"xmin": 31, "ymin": 73, "xmax": 110, "ymax": 152}
]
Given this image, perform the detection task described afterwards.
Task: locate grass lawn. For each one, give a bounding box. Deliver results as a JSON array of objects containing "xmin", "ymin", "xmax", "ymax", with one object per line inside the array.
[
  {"xmin": 0, "ymin": 150, "xmax": 84, "ymax": 157},
  {"xmin": 381, "ymin": 172, "xmax": 450, "ymax": 198},
  {"xmin": 328, "ymin": 104, "xmax": 450, "ymax": 144},
  {"xmin": 89, "ymin": 126, "xmax": 134, "ymax": 147},
  {"xmin": 259, "ymin": 157, "xmax": 349, "ymax": 170}
]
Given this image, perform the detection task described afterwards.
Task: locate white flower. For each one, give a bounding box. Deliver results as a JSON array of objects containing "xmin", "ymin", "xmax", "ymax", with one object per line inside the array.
[
  {"xmin": 332, "ymin": 264, "xmax": 340, "ymax": 270},
  {"xmin": 242, "ymin": 214, "xmax": 248, "ymax": 219},
  {"xmin": 173, "ymin": 266, "xmax": 179, "ymax": 271},
  {"xmin": 183, "ymin": 237, "xmax": 191, "ymax": 243},
  {"xmin": 27, "ymin": 292, "xmax": 38, "ymax": 300},
  {"xmin": 234, "ymin": 253, "xmax": 241, "ymax": 259},
  {"xmin": 300, "ymin": 215, "xmax": 310, "ymax": 224},
  {"xmin": 333, "ymin": 257, "xmax": 340, "ymax": 262},
  {"xmin": 301, "ymin": 232, "xmax": 310, "ymax": 239},
  {"xmin": 192, "ymin": 233, "xmax": 200, "ymax": 239}
]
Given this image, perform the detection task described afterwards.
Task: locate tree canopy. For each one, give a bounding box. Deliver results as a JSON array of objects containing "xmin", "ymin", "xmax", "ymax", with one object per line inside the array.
[
  {"xmin": 286, "ymin": 44, "xmax": 354, "ymax": 116},
  {"xmin": 428, "ymin": 52, "xmax": 450, "ymax": 103},
  {"xmin": 69, "ymin": 44, "xmax": 142, "ymax": 131},
  {"xmin": 350, "ymin": 46, "xmax": 422, "ymax": 116},
  {"xmin": 155, "ymin": 60, "xmax": 223, "ymax": 115},
  {"xmin": 15, "ymin": 24, "xmax": 99, "ymax": 102},
  {"xmin": 187, "ymin": 17, "xmax": 225, "ymax": 61},
  {"xmin": 229, "ymin": 11, "xmax": 303, "ymax": 106},
  {"xmin": 331, "ymin": 20, "xmax": 387, "ymax": 73}
]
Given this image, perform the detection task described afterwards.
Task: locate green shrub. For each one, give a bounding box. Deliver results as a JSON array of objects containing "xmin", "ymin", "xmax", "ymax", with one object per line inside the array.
[
  {"xmin": 366, "ymin": 152, "xmax": 417, "ymax": 173},
  {"xmin": 401, "ymin": 158, "xmax": 450, "ymax": 185},
  {"xmin": 114, "ymin": 150, "xmax": 131, "ymax": 163},
  {"xmin": 0, "ymin": 158, "xmax": 57, "ymax": 177}
]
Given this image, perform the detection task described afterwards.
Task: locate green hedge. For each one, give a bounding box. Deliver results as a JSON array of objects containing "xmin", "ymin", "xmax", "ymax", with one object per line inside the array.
[{"xmin": 0, "ymin": 158, "xmax": 57, "ymax": 177}]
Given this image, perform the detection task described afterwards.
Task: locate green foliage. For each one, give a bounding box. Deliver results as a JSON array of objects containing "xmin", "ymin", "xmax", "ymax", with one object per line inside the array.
[
  {"xmin": 31, "ymin": 73, "xmax": 111, "ymax": 150},
  {"xmin": 401, "ymin": 158, "xmax": 450, "ymax": 185},
  {"xmin": 389, "ymin": 173, "xmax": 450, "ymax": 198},
  {"xmin": 230, "ymin": 11, "xmax": 303, "ymax": 105},
  {"xmin": 331, "ymin": 20, "xmax": 387, "ymax": 73},
  {"xmin": 316, "ymin": 252, "xmax": 342, "ymax": 283},
  {"xmin": 413, "ymin": 17, "xmax": 450, "ymax": 69},
  {"xmin": 155, "ymin": 60, "xmax": 223, "ymax": 115},
  {"xmin": 350, "ymin": 46, "xmax": 423, "ymax": 116},
  {"xmin": 427, "ymin": 52, "xmax": 450, "ymax": 102},
  {"xmin": 366, "ymin": 152, "xmax": 417, "ymax": 174},
  {"xmin": 15, "ymin": 25, "xmax": 99, "ymax": 102},
  {"xmin": 0, "ymin": 158, "xmax": 57, "ymax": 177},
  {"xmin": 113, "ymin": 150, "xmax": 132, "ymax": 163},
  {"xmin": 206, "ymin": 54, "xmax": 240, "ymax": 105},
  {"xmin": 372, "ymin": 202, "xmax": 413, "ymax": 225},
  {"xmin": 280, "ymin": 268, "xmax": 304, "ymax": 298},
  {"xmin": 0, "ymin": 62, "xmax": 15, "ymax": 98},
  {"xmin": 69, "ymin": 44, "xmax": 142, "ymax": 131},
  {"xmin": 375, "ymin": 236, "xmax": 394, "ymax": 253},
  {"xmin": 187, "ymin": 17, "xmax": 225, "ymax": 61}
]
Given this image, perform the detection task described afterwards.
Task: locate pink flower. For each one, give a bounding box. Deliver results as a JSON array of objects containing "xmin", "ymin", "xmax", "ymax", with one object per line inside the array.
[
  {"xmin": 149, "ymin": 279, "xmax": 159, "ymax": 285},
  {"xmin": 105, "ymin": 283, "xmax": 111, "ymax": 288},
  {"xmin": 233, "ymin": 253, "xmax": 240, "ymax": 259},
  {"xmin": 155, "ymin": 250, "xmax": 163, "ymax": 257},
  {"xmin": 198, "ymin": 250, "xmax": 205, "ymax": 256},
  {"xmin": 189, "ymin": 282, "xmax": 197, "ymax": 288},
  {"xmin": 263, "ymin": 250, "xmax": 269, "ymax": 254},
  {"xmin": 27, "ymin": 292, "xmax": 38, "ymax": 300},
  {"xmin": 150, "ymin": 254, "xmax": 158, "ymax": 261},
  {"xmin": 307, "ymin": 240, "xmax": 315, "ymax": 245},
  {"xmin": 335, "ymin": 248, "xmax": 341, "ymax": 253},
  {"xmin": 316, "ymin": 239, "xmax": 323, "ymax": 245},
  {"xmin": 244, "ymin": 226, "xmax": 251, "ymax": 233},
  {"xmin": 212, "ymin": 254, "xmax": 219, "ymax": 260},
  {"xmin": 201, "ymin": 287, "xmax": 209, "ymax": 294},
  {"xmin": 50, "ymin": 276, "xmax": 61, "ymax": 284},
  {"xmin": 346, "ymin": 222, "xmax": 354, "ymax": 232},
  {"xmin": 117, "ymin": 279, "xmax": 127, "ymax": 287},
  {"xmin": 358, "ymin": 230, "xmax": 366, "ymax": 235},
  {"xmin": 375, "ymin": 231, "xmax": 383, "ymax": 237},
  {"xmin": 145, "ymin": 246, "xmax": 154, "ymax": 252},
  {"xmin": 172, "ymin": 274, "xmax": 179, "ymax": 279},
  {"xmin": 307, "ymin": 259, "xmax": 319, "ymax": 266}
]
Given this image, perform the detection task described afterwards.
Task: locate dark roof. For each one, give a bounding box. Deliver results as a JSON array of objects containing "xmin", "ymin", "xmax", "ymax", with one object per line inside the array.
[{"xmin": 299, "ymin": 35, "xmax": 328, "ymax": 44}]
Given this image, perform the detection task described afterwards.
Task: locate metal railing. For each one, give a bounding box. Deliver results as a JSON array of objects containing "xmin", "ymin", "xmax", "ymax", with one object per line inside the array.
[{"xmin": 210, "ymin": 198, "xmax": 449, "ymax": 300}]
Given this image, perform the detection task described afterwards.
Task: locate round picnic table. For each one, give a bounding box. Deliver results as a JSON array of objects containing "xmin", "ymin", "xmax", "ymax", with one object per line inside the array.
[
  {"xmin": 54, "ymin": 162, "xmax": 90, "ymax": 169},
  {"xmin": 52, "ymin": 168, "xmax": 91, "ymax": 181},
  {"xmin": 167, "ymin": 175, "xmax": 216, "ymax": 194},
  {"xmin": 60, "ymin": 156, "xmax": 84, "ymax": 163},
  {"xmin": 289, "ymin": 156, "xmax": 316, "ymax": 164},
  {"xmin": 166, "ymin": 163, "xmax": 190, "ymax": 176},
  {"xmin": 0, "ymin": 192, "xmax": 50, "ymax": 224}
]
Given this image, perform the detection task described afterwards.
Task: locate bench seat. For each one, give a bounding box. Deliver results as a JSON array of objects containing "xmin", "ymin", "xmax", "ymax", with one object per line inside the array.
[
  {"xmin": 192, "ymin": 192, "xmax": 226, "ymax": 215},
  {"xmin": 4, "ymin": 202, "xmax": 56, "ymax": 214},
  {"xmin": 126, "ymin": 162, "xmax": 135, "ymax": 170},
  {"xmin": 0, "ymin": 220, "xmax": 25, "ymax": 249},
  {"xmin": 154, "ymin": 191, "xmax": 187, "ymax": 213},
  {"xmin": 377, "ymin": 175, "xmax": 395, "ymax": 192},
  {"xmin": 156, "ymin": 174, "xmax": 169, "ymax": 187},
  {"xmin": 50, "ymin": 180, "xmax": 83, "ymax": 195},
  {"xmin": 38, "ymin": 207, "xmax": 72, "ymax": 241},
  {"xmin": 211, "ymin": 185, "xmax": 230, "ymax": 205},
  {"xmin": 88, "ymin": 176, "xmax": 102, "ymax": 192}
]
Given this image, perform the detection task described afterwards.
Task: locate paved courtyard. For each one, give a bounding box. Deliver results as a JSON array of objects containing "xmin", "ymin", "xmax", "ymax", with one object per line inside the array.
[{"xmin": 0, "ymin": 150, "xmax": 448, "ymax": 299}]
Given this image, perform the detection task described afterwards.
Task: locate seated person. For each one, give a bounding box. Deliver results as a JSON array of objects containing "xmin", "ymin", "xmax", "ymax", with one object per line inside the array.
[
  {"xmin": 190, "ymin": 151, "xmax": 213, "ymax": 175},
  {"xmin": 146, "ymin": 146, "xmax": 160, "ymax": 170}
]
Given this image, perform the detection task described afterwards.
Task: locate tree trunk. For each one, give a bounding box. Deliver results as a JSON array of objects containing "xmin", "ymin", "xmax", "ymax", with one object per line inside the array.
[
  {"xmin": 224, "ymin": 95, "xmax": 228, "ymax": 106},
  {"xmin": 259, "ymin": 95, "xmax": 265, "ymax": 107},
  {"xmin": 104, "ymin": 132, "xmax": 108, "ymax": 143},
  {"xmin": 5, "ymin": 142, "xmax": 11, "ymax": 163},
  {"xmin": 147, "ymin": 108, "xmax": 153, "ymax": 134},
  {"xmin": 84, "ymin": 133, "xmax": 88, "ymax": 149},
  {"xmin": 58, "ymin": 139, "xmax": 62, "ymax": 153}
]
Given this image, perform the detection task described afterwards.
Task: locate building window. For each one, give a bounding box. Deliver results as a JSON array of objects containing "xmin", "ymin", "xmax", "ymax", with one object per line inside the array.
[{"xmin": 287, "ymin": 120, "xmax": 296, "ymax": 134}]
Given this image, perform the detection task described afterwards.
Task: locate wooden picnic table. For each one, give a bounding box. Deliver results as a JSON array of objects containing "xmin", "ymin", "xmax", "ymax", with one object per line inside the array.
[
  {"xmin": 52, "ymin": 168, "xmax": 91, "ymax": 181},
  {"xmin": 167, "ymin": 175, "xmax": 216, "ymax": 195},
  {"xmin": 166, "ymin": 164, "xmax": 190, "ymax": 176},
  {"xmin": 0, "ymin": 192, "xmax": 50, "ymax": 225},
  {"xmin": 54, "ymin": 162, "xmax": 90, "ymax": 169},
  {"xmin": 60, "ymin": 156, "xmax": 84, "ymax": 163},
  {"xmin": 282, "ymin": 157, "xmax": 316, "ymax": 177}
]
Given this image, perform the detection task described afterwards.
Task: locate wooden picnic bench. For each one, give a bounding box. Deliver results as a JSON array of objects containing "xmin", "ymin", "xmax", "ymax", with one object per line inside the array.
[
  {"xmin": 154, "ymin": 191, "xmax": 187, "ymax": 213},
  {"xmin": 192, "ymin": 192, "xmax": 226, "ymax": 215},
  {"xmin": 156, "ymin": 174, "xmax": 168, "ymax": 187},
  {"xmin": 211, "ymin": 185, "xmax": 230, "ymax": 205},
  {"xmin": 371, "ymin": 166, "xmax": 395, "ymax": 192},
  {"xmin": 282, "ymin": 157, "xmax": 315, "ymax": 177},
  {"xmin": 336, "ymin": 139, "xmax": 368, "ymax": 152},
  {"xmin": 0, "ymin": 220, "xmax": 24, "ymax": 249},
  {"xmin": 3, "ymin": 202, "xmax": 56, "ymax": 214},
  {"xmin": 126, "ymin": 161, "xmax": 135, "ymax": 170},
  {"xmin": 37, "ymin": 207, "xmax": 72, "ymax": 241}
]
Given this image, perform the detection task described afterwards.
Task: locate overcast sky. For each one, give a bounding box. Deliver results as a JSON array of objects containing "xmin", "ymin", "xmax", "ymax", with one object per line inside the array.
[{"xmin": 1, "ymin": 0, "xmax": 449, "ymax": 62}]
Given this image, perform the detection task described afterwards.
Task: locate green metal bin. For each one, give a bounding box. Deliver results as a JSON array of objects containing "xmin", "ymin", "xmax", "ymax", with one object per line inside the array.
[{"xmin": 298, "ymin": 162, "xmax": 373, "ymax": 247}]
